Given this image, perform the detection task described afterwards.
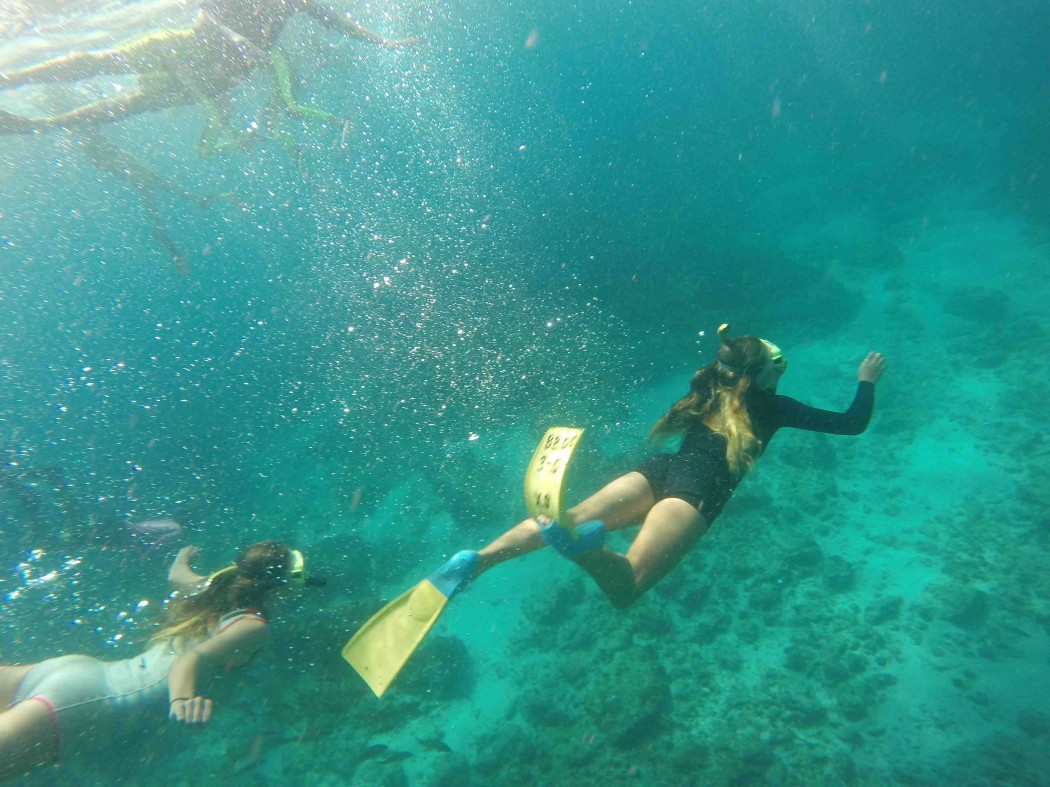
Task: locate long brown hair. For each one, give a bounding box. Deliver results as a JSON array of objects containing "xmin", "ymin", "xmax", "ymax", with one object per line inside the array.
[
  {"xmin": 649, "ymin": 325, "xmax": 773, "ymax": 477},
  {"xmin": 151, "ymin": 541, "xmax": 291, "ymax": 647}
]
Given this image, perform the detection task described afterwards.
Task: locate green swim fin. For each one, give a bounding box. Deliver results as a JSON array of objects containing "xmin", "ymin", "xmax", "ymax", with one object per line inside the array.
[{"xmin": 270, "ymin": 49, "xmax": 342, "ymax": 123}]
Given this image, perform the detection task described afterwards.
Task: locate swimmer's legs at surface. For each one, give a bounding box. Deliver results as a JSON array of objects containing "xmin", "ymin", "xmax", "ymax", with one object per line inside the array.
[
  {"xmin": 0, "ymin": 83, "xmax": 194, "ymax": 134},
  {"xmin": 0, "ymin": 27, "xmax": 200, "ymax": 91},
  {"xmin": 43, "ymin": 83, "xmax": 191, "ymax": 128},
  {"xmin": 198, "ymin": 93, "xmax": 293, "ymax": 162},
  {"xmin": 574, "ymin": 497, "xmax": 707, "ymax": 609},
  {"xmin": 476, "ymin": 472, "xmax": 657, "ymax": 574},
  {"xmin": 0, "ymin": 49, "xmax": 139, "ymax": 89},
  {"xmin": 0, "ymin": 687, "xmax": 56, "ymax": 782},
  {"xmin": 141, "ymin": 192, "xmax": 190, "ymax": 276}
]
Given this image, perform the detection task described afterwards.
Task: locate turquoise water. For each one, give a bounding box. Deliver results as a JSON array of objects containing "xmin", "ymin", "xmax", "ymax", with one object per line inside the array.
[{"xmin": 1, "ymin": 0, "xmax": 1048, "ymax": 784}]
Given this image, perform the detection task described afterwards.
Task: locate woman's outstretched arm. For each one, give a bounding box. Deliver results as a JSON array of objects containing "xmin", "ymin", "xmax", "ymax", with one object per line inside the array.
[
  {"xmin": 302, "ymin": 2, "xmax": 418, "ymax": 48},
  {"xmin": 168, "ymin": 546, "xmax": 206, "ymax": 590},
  {"xmin": 168, "ymin": 618, "xmax": 269, "ymax": 725},
  {"xmin": 776, "ymin": 352, "xmax": 886, "ymax": 435}
]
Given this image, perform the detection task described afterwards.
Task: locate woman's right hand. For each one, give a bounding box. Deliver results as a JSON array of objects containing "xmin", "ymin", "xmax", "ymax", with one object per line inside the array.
[
  {"xmin": 169, "ymin": 695, "xmax": 213, "ymax": 725},
  {"xmin": 858, "ymin": 352, "xmax": 886, "ymax": 383}
]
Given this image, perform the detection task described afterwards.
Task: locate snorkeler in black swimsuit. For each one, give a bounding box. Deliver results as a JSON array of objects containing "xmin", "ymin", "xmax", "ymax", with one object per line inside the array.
[
  {"xmin": 462, "ymin": 323, "xmax": 886, "ymax": 609},
  {"xmin": 636, "ymin": 375, "xmax": 874, "ymax": 523}
]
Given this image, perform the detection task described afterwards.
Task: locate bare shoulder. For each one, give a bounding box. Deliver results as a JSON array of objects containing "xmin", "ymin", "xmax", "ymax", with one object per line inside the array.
[{"xmin": 192, "ymin": 614, "xmax": 270, "ymax": 662}]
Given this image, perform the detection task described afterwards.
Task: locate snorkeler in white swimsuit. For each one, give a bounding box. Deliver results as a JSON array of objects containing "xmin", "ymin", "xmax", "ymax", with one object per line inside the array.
[
  {"xmin": 0, "ymin": 541, "xmax": 309, "ymax": 782},
  {"xmin": 9, "ymin": 608, "xmax": 264, "ymax": 762}
]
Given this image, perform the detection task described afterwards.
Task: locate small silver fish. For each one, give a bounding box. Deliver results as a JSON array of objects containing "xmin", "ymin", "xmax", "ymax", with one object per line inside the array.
[{"xmin": 126, "ymin": 518, "xmax": 183, "ymax": 548}]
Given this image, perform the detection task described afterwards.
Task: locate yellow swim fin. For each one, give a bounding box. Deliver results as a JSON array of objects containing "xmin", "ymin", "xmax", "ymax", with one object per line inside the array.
[
  {"xmin": 342, "ymin": 579, "xmax": 448, "ymax": 697},
  {"xmin": 524, "ymin": 426, "xmax": 585, "ymax": 532},
  {"xmin": 344, "ymin": 427, "xmax": 583, "ymax": 698},
  {"xmin": 342, "ymin": 550, "xmax": 479, "ymax": 697}
]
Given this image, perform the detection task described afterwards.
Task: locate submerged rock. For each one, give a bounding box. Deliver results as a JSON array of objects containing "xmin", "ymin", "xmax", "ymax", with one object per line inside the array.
[
  {"xmin": 473, "ymin": 724, "xmax": 539, "ymax": 778},
  {"xmin": 583, "ymin": 650, "xmax": 672, "ymax": 748},
  {"xmin": 1017, "ymin": 710, "xmax": 1050, "ymax": 738},
  {"xmin": 351, "ymin": 758, "xmax": 409, "ymax": 787},
  {"xmin": 822, "ymin": 556, "xmax": 858, "ymax": 593},
  {"xmin": 780, "ymin": 532, "xmax": 825, "ymax": 576},
  {"xmin": 865, "ymin": 595, "xmax": 904, "ymax": 625},
  {"xmin": 405, "ymin": 751, "xmax": 471, "ymax": 787},
  {"xmin": 943, "ymin": 286, "xmax": 1010, "ymax": 323},
  {"xmin": 922, "ymin": 581, "xmax": 990, "ymax": 629},
  {"xmin": 398, "ymin": 635, "xmax": 476, "ymax": 700}
]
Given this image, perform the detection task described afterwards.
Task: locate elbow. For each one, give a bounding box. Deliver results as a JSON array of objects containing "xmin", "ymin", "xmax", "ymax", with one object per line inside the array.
[{"xmin": 845, "ymin": 414, "xmax": 872, "ymax": 436}]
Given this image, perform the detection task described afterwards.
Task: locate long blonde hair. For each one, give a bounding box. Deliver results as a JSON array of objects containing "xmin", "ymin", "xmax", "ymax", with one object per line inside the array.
[
  {"xmin": 151, "ymin": 541, "xmax": 291, "ymax": 647},
  {"xmin": 649, "ymin": 325, "xmax": 773, "ymax": 477}
]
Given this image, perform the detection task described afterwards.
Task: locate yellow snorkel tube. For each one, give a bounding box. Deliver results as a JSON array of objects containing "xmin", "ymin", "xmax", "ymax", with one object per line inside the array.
[{"xmin": 201, "ymin": 563, "xmax": 238, "ymax": 588}]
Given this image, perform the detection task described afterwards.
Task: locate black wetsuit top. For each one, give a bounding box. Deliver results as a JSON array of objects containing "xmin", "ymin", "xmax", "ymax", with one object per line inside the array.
[{"xmin": 636, "ymin": 381, "xmax": 875, "ymax": 522}]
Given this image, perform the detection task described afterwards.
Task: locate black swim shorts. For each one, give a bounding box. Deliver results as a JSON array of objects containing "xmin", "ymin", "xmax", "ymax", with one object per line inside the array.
[{"xmin": 633, "ymin": 452, "xmax": 735, "ymax": 522}]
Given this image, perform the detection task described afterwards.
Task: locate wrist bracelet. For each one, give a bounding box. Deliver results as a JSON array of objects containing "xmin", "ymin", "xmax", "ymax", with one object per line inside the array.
[{"xmin": 170, "ymin": 697, "xmax": 190, "ymax": 706}]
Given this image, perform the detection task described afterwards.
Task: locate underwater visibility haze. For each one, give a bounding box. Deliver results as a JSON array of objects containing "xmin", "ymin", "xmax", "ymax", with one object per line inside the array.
[{"xmin": 1, "ymin": 0, "xmax": 1049, "ymax": 784}]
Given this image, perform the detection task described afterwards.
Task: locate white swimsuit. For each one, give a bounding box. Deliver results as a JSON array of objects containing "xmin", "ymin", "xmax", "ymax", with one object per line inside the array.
[{"xmin": 12, "ymin": 609, "xmax": 264, "ymax": 761}]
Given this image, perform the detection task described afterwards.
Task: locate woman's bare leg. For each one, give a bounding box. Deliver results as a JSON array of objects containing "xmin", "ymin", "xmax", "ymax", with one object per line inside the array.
[
  {"xmin": 574, "ymin": 497, "xmax": 708, "ymax": 609},
  {"xmin": 0, "ymin": 699, "xmax": 58, "ymax": 781},
  {"xmin": 46, "ymin": 84, "xmax": 190, "ymax": 127},
  {"xmin": 0, "ymin": 666, "xmax": 33, "ymax": 710},
  {"xmin": 476, "ymin": 472, "xmax": 656, "ymax": 573},
  {"xmin": 475, "ymin": 519, "xmax": 544, "ymax": 574},
  {"xmin": 0, "ymin": 663, "xmax": 54, "ymax": 782},
  {"xmin": 563, "ymin": 471, "xmax": 656, "ymax": 530},
  {"xmin": 0, "ymin": 48, "xmax": 139, "ymax": 88},
  {"xmin": 0, "ymin": 83, "xmax": 192, "ymax": 134}
]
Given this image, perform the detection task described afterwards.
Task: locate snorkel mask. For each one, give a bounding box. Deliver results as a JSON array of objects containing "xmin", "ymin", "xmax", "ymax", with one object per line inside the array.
[
  {"xmin": 753, "ymin": 339, "xmax": 788, "ymax": 391},
  {"xmin": 717, "ymin": 324, "xmax": 788, "ymax": 392},
  {"xmin": 198, "ymin": 547, "xmax": 320, "ymax": 593},
  {"xmin": 284, "ymin": 548, "xmax": 327, "ymax": 588},
  {"xmin": 288, "ymin": 549, "xmax": 307, "ymax": 588}
]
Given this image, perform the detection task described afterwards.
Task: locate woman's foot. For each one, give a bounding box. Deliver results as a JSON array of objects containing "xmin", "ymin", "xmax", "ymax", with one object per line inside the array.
[
  {"xmin": 539, "ymin": 519, "xmax": 606, "ymax": 558},
  {"xmin": 427, "ymin": 550, "xmax": 479, "ymax": 598}
]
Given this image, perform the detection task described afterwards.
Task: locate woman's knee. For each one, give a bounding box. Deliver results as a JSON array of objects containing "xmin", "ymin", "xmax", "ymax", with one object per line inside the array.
[
  {"xmin": 566, "ymin": 473, "xmax": 655, "ymax": 527},
  {"xmin": 608, "ymin": 585, "xmax": 646, "ymax": 610}
]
